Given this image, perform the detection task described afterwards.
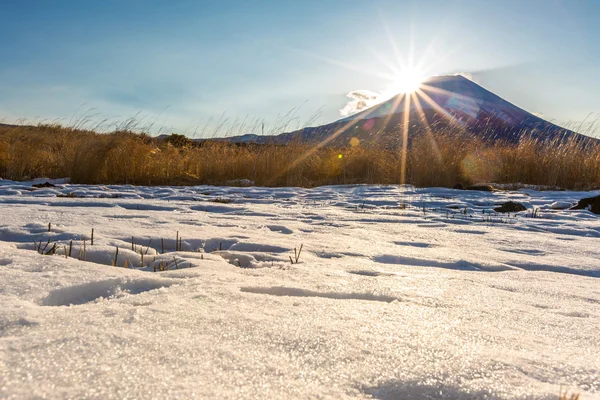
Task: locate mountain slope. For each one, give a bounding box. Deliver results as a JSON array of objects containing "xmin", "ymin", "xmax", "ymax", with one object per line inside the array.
[{"xmin": 223, "ymin": 75, "xmax": 592, "ymax": 148}]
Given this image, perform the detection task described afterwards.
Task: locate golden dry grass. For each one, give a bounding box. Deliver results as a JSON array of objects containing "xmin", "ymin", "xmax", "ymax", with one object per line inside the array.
[
  {"xmin": 0, "ymin": 123, "xmax": 599, "ymax": 189},
  {"xmin": 559, "ymin": 387, "xmax": 581, "ymax": 400}
]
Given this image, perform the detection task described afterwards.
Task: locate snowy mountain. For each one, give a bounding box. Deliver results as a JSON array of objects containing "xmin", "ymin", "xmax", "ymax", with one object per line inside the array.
[
  {"xmin": 341, "ymin": 75, "xmax": 539, "ymax": 126},
  {"xmin": 223, "ymin": 75, "xmax": 593, "ymax": 147}
]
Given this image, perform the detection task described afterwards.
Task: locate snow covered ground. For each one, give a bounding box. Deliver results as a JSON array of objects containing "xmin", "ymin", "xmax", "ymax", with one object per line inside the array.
[{"xmin": 1, "ymin": 179, "xmax": 599, "ymax": 399}]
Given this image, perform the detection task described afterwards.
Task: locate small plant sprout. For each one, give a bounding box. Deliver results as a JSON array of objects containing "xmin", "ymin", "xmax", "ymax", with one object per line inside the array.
[
  {"xmin": 40, "ymin": 239, "xmax": 50, "ymax": 254},
  {"xmin": 112, "ymin": 247, "xmax": 119, "ymax": 266},
  {"xmin": 289, "ymin": 244, "xmax": 304, "ymax": 264}
]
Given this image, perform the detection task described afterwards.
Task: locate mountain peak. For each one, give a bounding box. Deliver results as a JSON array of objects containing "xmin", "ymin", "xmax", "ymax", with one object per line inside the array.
[
  {"xmin": 223, "ymin": 74, "xmax": 594, "ymax": 147},
  {"xmin": 297, "ymin": 73, "xmax": 590, "ymax": 147},
  {"xmin": 425, "ymin": 74, "xmax": 473, "ymax": 82},
  {"xmin": 341, "ymin": 73, "xmax": 533, "ymax": 127}
]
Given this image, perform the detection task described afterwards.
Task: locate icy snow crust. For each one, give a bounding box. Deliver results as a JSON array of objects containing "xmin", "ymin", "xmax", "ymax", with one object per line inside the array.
[{"xmin": 0, "ymin": 179, "xmax": 599, "ymax": 399}]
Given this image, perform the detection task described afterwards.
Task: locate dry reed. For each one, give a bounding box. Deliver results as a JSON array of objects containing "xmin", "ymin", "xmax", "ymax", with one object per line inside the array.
[{"xmin": 0, "ymin": 123, "xmax": 598, "ymax": 190}]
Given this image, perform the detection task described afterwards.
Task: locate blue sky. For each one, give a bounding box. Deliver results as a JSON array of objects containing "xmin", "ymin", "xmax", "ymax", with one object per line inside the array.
[{"xmin": 0, "ymin": 0, "xmax": 598, "ymax": 136}]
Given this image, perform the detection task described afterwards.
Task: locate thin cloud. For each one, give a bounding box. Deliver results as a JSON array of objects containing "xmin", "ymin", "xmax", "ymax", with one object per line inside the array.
[{"xmin": 340, "ymin": 89, "xmax": 382, "ymax": 116}]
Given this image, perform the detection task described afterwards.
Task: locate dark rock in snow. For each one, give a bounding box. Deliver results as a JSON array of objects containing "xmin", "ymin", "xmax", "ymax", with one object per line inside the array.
[
  {"xmin": 32, "ymin": 182, "xmax": 56, "ymax": 188},
  {"xmin": 494, "ymin": 201, "xmax": 527, "ymax": 213},
  {"xmin": 570, "ymin": 195, "xmax": 600, "ymax": 214},
  {"xmin": 465, "ymin": 184, "xmax": 495, "ymax": 192},
  {"xmin": 494, "ymin": 201, "xmax": 527, "ymax": 212},
  {"xmin": 453, "ymin": 183, "xmax": 464, "ymax": 190}
]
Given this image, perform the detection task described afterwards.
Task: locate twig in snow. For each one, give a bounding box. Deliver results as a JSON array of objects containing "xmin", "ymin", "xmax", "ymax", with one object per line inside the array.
[
  {"xmin": 82, "ymin": 236, "xmax": 87, "ymax": 261},
  {"xmin": 44, "ymin": 243, "xmax": 56, "ymax": 256},
  {"xmin": 112, "ymin": 247, "xmax": 119, "ymax": 266}
]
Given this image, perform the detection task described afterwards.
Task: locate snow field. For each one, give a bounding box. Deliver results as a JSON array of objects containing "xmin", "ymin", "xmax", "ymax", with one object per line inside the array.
[{"xmin": 0, "ymin": 180, "xmax": 599, "ymax": 399}]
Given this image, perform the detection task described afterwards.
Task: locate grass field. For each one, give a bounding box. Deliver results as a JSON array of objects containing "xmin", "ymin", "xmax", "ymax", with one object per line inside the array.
[{"xmin": 1, "ymin": 123, "xmax": 599, "ymax": 189}]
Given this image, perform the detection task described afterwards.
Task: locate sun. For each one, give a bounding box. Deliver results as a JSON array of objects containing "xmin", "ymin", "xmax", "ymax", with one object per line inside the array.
[{"xmin": 389, "ymin": 67, "xmax": 426, "ymax": 94}]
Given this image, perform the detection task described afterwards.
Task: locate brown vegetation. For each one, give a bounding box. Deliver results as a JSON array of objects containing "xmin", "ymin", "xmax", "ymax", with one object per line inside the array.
[{"xmin": 0, "ymin": 123, "xmax": 599, "ymax": 189}]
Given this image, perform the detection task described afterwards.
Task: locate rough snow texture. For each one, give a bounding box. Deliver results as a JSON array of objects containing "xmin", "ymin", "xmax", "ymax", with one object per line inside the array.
[{"xmin": 1, "ymin": 179, "xmax": 599, "ymax": 399}]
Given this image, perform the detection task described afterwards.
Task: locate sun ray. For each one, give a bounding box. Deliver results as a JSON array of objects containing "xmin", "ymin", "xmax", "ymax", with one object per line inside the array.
[
  {"xmin": 366, "ymin": 47, "xmax": 402, "ymax": 77},
  {"xmin": 414, "ymin": 88, "xmax": 463, "ymax": 128},
  {"xmin": 267, "ymin": 116, "xmax": 365, "ymax": 185},
  {"xmin": 285, "ymin": 46, "xmax": 398, "ymax": 81},
  {"xmin": 407, "ymin": 24, "xmax": 416, "ymax": 69},
  {"xmin": 400, "ymin": 91, "xmax": 411, "ymax": 186},
  {"xmin": 380, "ymin": 92, "xmax": 407, "ymax": 133},
  {"xmin": 420, "ymin": 83, "xmax": 476, "ymax": 103},
  {"xmin": 413, "ymin": 37, "xmax": 439, "ymax": 74},
  {"xmin": 378, "ymin": 9, "xmax": 407, "ymax": 71},
  {"xmin": 411, "ymin": 91, "xmax": 443, "ymax": 163}
]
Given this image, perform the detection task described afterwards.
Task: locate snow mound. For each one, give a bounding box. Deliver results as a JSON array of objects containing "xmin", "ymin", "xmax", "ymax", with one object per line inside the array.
[
  {"xmin": 42, "ymin": 277, "xmax": 176, "ymax": 306},
  {"xmin": 241, "ymin": 286, "xmax": 398, "ymax": 303}
]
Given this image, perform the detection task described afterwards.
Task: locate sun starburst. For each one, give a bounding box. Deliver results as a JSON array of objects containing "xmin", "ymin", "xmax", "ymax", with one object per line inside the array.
[
  {"xmin": 389, "ymin": 67, "xmax": 426, "ymax": 95},
  {"xmin": 268, "ymin": 19, "xmax": 460, "ymax": 189}
]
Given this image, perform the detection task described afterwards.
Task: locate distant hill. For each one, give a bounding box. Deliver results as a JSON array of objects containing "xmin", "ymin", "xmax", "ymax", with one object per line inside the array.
[{"xmin": 220, "ymin": 75, "xmax": 594, "ymax": 148}]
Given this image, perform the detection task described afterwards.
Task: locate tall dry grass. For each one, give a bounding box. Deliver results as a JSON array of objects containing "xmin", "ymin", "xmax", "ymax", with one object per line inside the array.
[{"xmin": 0, "ymin": 123, "xmax": 599, "ymax": 189}]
